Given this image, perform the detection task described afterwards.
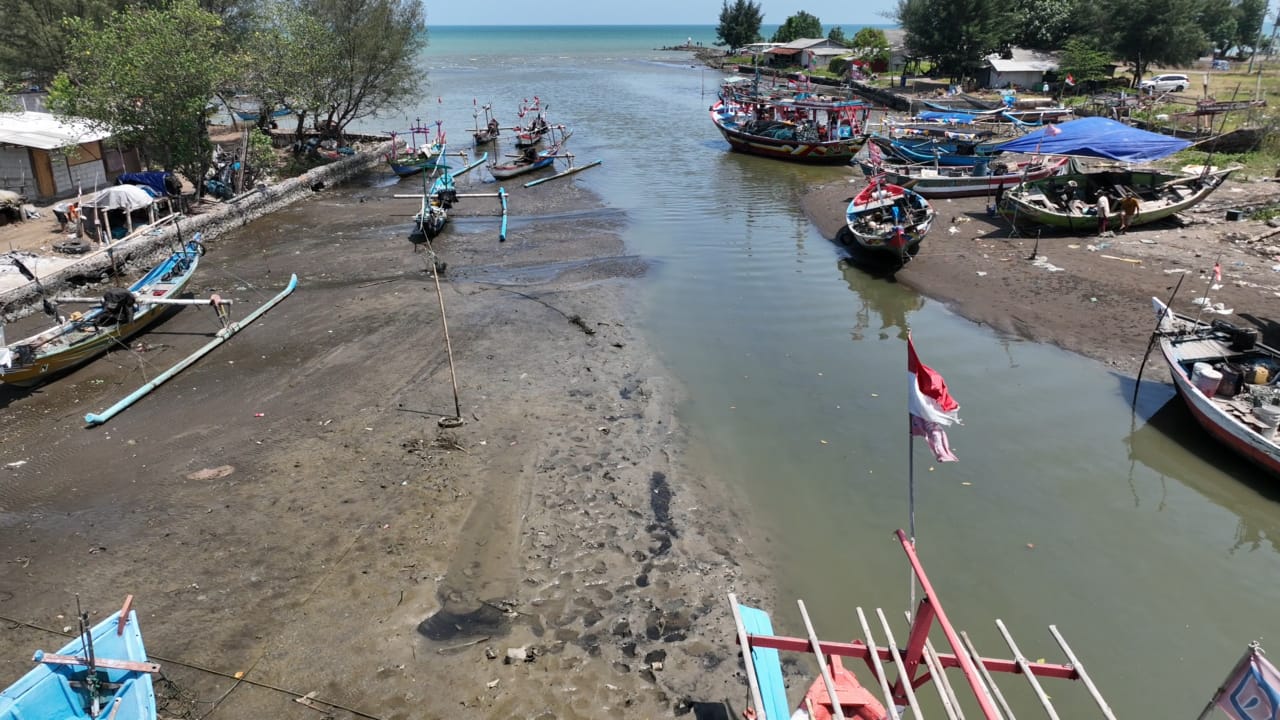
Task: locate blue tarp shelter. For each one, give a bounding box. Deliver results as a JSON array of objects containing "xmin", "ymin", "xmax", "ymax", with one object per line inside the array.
[{"xmin": 992, "ymin": 117, "xmax": 1191, "ymax": 163}]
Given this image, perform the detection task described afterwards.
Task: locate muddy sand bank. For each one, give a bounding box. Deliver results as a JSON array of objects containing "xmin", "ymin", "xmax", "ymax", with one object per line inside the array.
[
  {"xmin": 802, "ymin": 171, "xmax": 1280, "ymax": 376},
  {"xmin": 0, "ymin": 171, "xmax": 770, "ymax": 718}
]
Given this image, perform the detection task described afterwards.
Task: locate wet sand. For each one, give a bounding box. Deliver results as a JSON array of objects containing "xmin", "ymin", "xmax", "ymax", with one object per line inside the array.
[
  {"xmin": 0, "ymin": 172, "xmax": 767, "ymax": 718},
  {"xmin": 802, "ymin": 172, "xmax": 1280, "ymax": 375}
]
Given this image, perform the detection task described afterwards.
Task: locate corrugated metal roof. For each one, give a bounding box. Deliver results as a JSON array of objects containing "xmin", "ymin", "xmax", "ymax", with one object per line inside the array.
[
  {"xmin": 0, "ymin": 112, "xmax": 111, "ymax": 150},
  {"xmin": 984, "ymin": 49, "xmax": 1060, "ymax": 72}
]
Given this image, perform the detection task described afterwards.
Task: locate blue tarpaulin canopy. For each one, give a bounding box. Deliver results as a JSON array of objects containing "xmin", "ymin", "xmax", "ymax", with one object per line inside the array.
[{"xmin": 992, "ymin": 116, "xmax": 1191, "ymax": 163}]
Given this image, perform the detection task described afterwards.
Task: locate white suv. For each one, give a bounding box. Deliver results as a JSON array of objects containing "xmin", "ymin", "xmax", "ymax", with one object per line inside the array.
[{"xmin": 1139, "ymin": 73, "xmax": 1189, "ymax": 93}]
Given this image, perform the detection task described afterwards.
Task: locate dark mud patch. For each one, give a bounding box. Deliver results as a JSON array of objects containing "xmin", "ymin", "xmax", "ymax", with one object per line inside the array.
[
  {"xmin": 648, "ymin": 471, "xmax": 677, "ymax": 556},
  {"xmin": 417, "ymin": 603, "xmax": 510, "ymax": 641}
]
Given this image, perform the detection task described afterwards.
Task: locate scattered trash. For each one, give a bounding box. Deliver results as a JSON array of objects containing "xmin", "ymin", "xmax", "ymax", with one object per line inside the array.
[
  {"xmin": 1031, "ymin": 256, "xmax": 1064, "ymax": 272},
  {"xmin": 948, "ymin": 226, "xmax": 959, "ymax": 234},
  {"xmin": 254, "ymin": 412, "xmax": 265, "ymax": 417},
  {"xmin": 1164, "ymin": 268, "xmax": 1190, "ymax": 274},
  {"xmin": 975, "ymin": 271, "xmax": 987, "ymax": 277},
  {"xmin": 1067, "ymin": 244, "xmax": 1081, "ymax": 249},
  {"xmin": 5, "ymin": 461, "xmax": 25, "ymax": 468},
  {"xmin": 1140, "ymin": 238, "xmax": 1157, "ymax": 244},
  {"xmin": 486, "ymin": 679, "xmax": 500, "ymax": 689}
]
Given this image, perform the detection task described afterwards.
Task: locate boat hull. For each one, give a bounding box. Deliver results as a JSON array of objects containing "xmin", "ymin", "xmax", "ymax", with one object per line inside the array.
[
  {"xmin": 862, "ymin": 157, "xmax": 1068, "ymax": 198},
  {"xmin": 1000, "ymin": 167, "xmax": 1236, "ymax": 231},
  {"xmin": 844, "ymin": 183, "xmax": 935, "ymax": 266},
  {"xmin": 1154, "ymin": 299, "xmax": 1280, "ymax": 477},
  {"xmin": 1, "ymin": 242, "xmax": 203, "ymax": 387},
  {"xmin": 0, "ymin": 609, "xmax": 155, "ymax": 720},
  {"xmin": 711, "ymin": 105, "xmax": 865, "ymax": 165}
]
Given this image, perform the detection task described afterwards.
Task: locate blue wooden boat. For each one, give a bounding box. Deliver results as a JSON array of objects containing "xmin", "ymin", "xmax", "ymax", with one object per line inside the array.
[
  {"xmin": 871, "ymin": 135, "xmax": 1003, "ymax": 166},
  {"xmin": 233, "ymin": 106, "xmax": 291, "ymax": 122},
  {"xmin": 0, "ymin": 597, "xmax": 158, "ymax": 720}
]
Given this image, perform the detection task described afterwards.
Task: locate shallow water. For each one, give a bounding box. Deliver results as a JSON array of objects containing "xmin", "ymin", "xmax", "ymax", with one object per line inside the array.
[{"xmin": 360, "ymin": 27, "xmax": 1280, "ymax": 719}]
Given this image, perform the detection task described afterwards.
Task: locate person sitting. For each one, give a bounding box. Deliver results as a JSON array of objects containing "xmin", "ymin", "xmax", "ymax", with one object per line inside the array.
[{"xmin": 521, "ymin": 145, "xmax": 538, "ymax": 164}]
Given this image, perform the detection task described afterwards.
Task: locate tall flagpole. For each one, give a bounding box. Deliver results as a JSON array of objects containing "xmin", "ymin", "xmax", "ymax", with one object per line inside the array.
[{"xmin": 907, "ymin": 336, "xmax": 917, "ymax": 618}]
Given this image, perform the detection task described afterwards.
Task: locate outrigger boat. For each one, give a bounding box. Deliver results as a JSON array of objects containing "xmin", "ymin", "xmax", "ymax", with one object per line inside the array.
[
  {"xmin": 0, "ymin": 239, "xmax": 204, "ymax": 387},
  {"xmin": 489, "ymin": 127, "xmax": 573, "ymax": 181},
  {"xmin": 729, "ymin": 530, "xmax": 1116, "ymax": 720},
  {"xmin": 856, "ymin": 156, "xmax": 1069, "ymax": 199},
  {"xmin": 844, "ymin": 169, "xmax": 935, "ymax": 266},
  {"xmin": 513, "ymin": 97, "xmax": 554, "ymax": 148},
  {"xmin": 384, "ymin": 120, "xmax": 448, "ymax": 178},
  {"xmin": 0, "ymin": 595, "xmax": 159, "ymax": 720},
  {"xmin": 472, "ymin": 101, "xmax": 500, "ymax": 147},
  {"xmin": 998, "ymin": 166, "xmax": 1236, "ymax": 232},
  {"xmin": 404, "ymin": 148, "xmax": 487, "ymax": 245},
  {"xmin": 1149, "ymin": 297, "xmax": 1280, "ymax": 477}
]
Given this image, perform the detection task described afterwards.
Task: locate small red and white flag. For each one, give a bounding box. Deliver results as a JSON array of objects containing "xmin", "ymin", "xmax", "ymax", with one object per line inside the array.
[
  {"xmin": 868, "ymin": 140, "xmax": 883, "ymax": 167},
  {"xmin": 1045, "ymin": 123, "xmax": 1062, "ymax": 136},
  {"xmin": 908, "ymin": 336, "xmax": 961, "ymax": 462},
  {"xmin": 1214, "ymin": 262, "xmax": 1223, "ymax": 284},
  {"xmin": 1065, "ymin": 73, "xmax": 1075, "ymax": 86},
  {"xmin": 1215, "ymin": 646, "xmax": 1280, "ymax": 720}
]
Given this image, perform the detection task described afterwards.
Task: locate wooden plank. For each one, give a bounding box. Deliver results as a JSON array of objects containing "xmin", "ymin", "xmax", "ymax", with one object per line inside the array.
[
  {"xmin": 117, "ymin": 595, "xmax": 133, "ymax": 636},
  {"xmin": 798, "ymin": 599, "xmax": 846, "ymax": 720},
  {"xmin": 994, "ymin": 619, "xmax": 1060, "ymax": 720},
  {"xmin": 1048, "ymin": 626, "xmax": 1117, "ymax": 720},
  {"xmin": 730, "ymin": 595, "xmax": 791, "ymax": 720},
  {"xmin": 959, "ymin": 631, "xmax": 1017, "ymax": 720},
  {"xmin": 855, "ymin": 607, "xmax": 904, "ymax": 720},
  {"xmin": 872, "ymin": 608, "xmax": 925, "ymax": 720},
  {"xmin": 35, "ymin": 653, "xmax": 159, "ymax": 674}
]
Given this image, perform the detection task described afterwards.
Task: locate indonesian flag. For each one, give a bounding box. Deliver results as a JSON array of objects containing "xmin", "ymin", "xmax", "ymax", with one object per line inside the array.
[
  {"xmin": 1065, "ymin": 73, "xmax": 1075, "ymax": 86},
  {"xmin": 1214, "ymin": 262, "xmax": 1223, "ymax": 284},
  {"xmin": 908, "ymin": 336, "xmax": 961, "ymax": 462},
  {"xmin": 868, "ymin": 140, "xmax": 883, "ymax": 167},
  {"xmin": 1216, "ymin": 646, "xmax": 1280, "ymax": 720},
  {"xmin": 1045, "ymin": 123, "xmax": 1062, "ymax": 136}
]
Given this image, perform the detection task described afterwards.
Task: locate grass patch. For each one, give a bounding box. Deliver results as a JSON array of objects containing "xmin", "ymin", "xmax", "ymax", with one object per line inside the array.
[{"xmin": 1167, "ymin": 148, "xmax": 1280, "ymax": 180}]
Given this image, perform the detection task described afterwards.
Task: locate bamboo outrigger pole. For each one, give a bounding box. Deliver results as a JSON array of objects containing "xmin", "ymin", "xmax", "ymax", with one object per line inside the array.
[{"xmin": 522, "ymin": 159, "xmax": 602, "ymax": 188}]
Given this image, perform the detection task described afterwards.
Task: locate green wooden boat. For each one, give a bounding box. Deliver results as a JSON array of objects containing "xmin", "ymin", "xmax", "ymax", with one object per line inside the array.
[{"xmin": 998, "ymin": 165, "xmax": 1237, "ymax": 232}]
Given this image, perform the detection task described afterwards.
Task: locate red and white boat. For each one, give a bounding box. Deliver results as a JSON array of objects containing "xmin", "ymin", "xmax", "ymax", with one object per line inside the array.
[
  {"xmin": 856, "ymin": 156, "xmax": 1069, "ymax": 199},
  {"xmin": 729, "ymin": 530, "xmax": 1115, "ymax": 720},
  {"xmin": 1151, "ymin": 297, "xmax": 1280, "ymax": 477},
  {"xmin": 844, "ymin": 178, "xmax": 935, "ymax": 266}
]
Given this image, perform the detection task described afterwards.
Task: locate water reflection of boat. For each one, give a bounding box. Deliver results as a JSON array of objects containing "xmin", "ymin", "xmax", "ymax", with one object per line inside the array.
[
  {"xmin": 1126, "ymin": 396, "xmax": 1280, "ymax": 554},
  {"xmin": 837, "ymin": 259, "xmax": 923, "ymax": 341}
]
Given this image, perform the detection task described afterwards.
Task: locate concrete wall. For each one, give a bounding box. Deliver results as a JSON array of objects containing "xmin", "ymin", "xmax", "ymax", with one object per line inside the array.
[{"xmin": 0, "ymin": 140, "xmax": 393, "ymax": 320}]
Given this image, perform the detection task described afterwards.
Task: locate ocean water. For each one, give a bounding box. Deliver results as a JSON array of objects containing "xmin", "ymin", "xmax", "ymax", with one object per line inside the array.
[{"xmin": 367, "ymin": 26, "xmax": 1280, "ymax": 720}]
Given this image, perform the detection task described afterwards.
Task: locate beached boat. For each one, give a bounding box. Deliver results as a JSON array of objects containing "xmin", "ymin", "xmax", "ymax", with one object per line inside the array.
[
  {"xmin": 998, "ymin": 166, "xmax": 1236, "ymax": 232},
  {"xmin": 472, "ymin": 102, "xmax": 500, "ymax": 146},
  {"xmin": 710, "ymin": 97, "xmax": 869, "ymax": 165},
  {"xmin": 857, "ymin": 156, "xmax": 1068, "ymax": 198},
  {"xmin": 844, "ymin": 178, "xmax": 935, "ymax": 265},
  {"xmin": 385, "ymin": 121, "xmax": 449, "ymax": 178},
  {"xmin": 729, "ymin": 530, "xmax": 1115, "ymax": 720},
  {"xmin": 0, "ymin": 239, "xmax": 204, "ymax": 387},
  {"xmin": 870, "ymin": 135, "xmax": 1004, "ymax": 167},
  {"xmin": 489, "ymin": 127, "xmax": 572, "ymax": 180},
  {"xmin": 1150, "ymin": 297, "xmax": 1280, "ymax": 477},
  {"xmin": 0, "ymin": 595, "xmax": 158, "ymax": 720}
]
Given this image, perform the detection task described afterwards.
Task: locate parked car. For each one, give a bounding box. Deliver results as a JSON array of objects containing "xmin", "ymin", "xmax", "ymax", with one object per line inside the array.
[{"xmin": 1139, "ymin": 73, "xmax": 1189, "ymax": 93}]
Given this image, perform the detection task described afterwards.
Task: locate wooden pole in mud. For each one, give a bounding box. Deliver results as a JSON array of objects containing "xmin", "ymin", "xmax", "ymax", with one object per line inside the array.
[{"xmin": 425, "ymin": 239, "xmax": 463, "ymax": 425}]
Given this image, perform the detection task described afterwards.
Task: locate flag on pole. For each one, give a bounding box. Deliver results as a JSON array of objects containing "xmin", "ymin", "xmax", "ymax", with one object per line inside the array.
[
  {"xmin": 868, "ymin": 140, "xmax": 883, "ymax": 167},
  {"xmin": 1215, "ymin": 646, "xmax": 1280, "ymax": 720},
  {"xmin": 908, "ymin": 336, "xmax": 961, "ymax": 462},
  {"xmin": 1045, "ymin": 123, "xmax": 1062, "ymax": 136},
  {"xmin": 1214, "ymin": 262, "xmax": 1223, "ymax": 284},
  {"xmin": 1065, "ymin": 73, "xmax": 1075, "ymax": 86}
]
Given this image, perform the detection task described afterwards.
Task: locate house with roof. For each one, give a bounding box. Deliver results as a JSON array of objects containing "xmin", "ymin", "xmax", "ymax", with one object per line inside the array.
[
  {"xmin": 979, "ymin": 48, "xmax": 1061, "ymax": 90},
  {"xmin": 0, "ymin": 110, "xmax": 140, "ymax": 201},
  {"xmin": 764, "ymin": 38, "xmax": 850, "ymax": 70}
]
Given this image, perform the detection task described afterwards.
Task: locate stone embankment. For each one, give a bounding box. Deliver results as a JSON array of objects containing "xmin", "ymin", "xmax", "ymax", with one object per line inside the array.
[{"xmin": 0, "ymin": 140, "xmax": 395, "ymax": 320}]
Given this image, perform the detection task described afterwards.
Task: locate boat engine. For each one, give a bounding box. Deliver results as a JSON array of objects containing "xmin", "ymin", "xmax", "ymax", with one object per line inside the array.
[{"xmin": 100, "ymin": 288, "xmax": 137, "ymax": 325}]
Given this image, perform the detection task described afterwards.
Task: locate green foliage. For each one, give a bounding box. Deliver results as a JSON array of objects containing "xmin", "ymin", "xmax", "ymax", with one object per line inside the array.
[
  {"xmin": 1009, "ymin": 0, "xmax": 1078, "ymax": 49},
  {"xmin": 827, "ymin": 26, "xmax": 848, "ymax": 46},
  {"xmin": 771, "ymin": 10, "xmax": 823, "ymax": 43},
  {"xmin": 244, "ymin": 129, "xmax": 278, "ymax": 184},
  {"xmin": 1200, "ymin": 0, "xmax": 1237, "ymax": 57},
  {"xmin": 896, "ymin": 0, "xmax": 1015, "ymax": 83},
  {"xmin": 849, "ymin": 27, "xmax": 890, "ymax": 64},
  {"xmin": 49, "ymin": 0, "xmax": 232, "ymax": 183},
  {"xmin": 1059, "ymin": 38, "xmax": 1114, "ymax": 83},
  {"xmin": 716, "ymin": 0, "xmax": 764, "ymax": 50},
  {"xmin": 241, "ymin": 0, "xmax": 340, "ymax": 135},
  {"xmin": 297, "ymin": 0, "xmax": 426, "ymax": 135},
  {"xmin": 828, "ymin": 57, "xmax": 851, "ymax": 75},
  {"xmin": 1107, "ymin": 0, "xmax": 1207, "ymax": 82},
  {"xmin": 0, "ymin": 0, "xmax": 124, "ymax": 86},
  {"xmin": 1233, "ymin": 0, "xmax": 1267, "ymax": 57}
]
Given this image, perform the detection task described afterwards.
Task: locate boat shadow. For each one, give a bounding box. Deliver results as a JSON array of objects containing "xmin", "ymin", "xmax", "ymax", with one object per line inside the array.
[{"xmin": 832, "ymin": 226, "xmax": 911, "ymax": 277}]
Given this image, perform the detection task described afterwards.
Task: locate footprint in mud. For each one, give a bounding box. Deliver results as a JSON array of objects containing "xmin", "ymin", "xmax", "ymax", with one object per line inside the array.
[{"xmin": 417, "ymin": 601, "xmax": 510, "ymax": 642}]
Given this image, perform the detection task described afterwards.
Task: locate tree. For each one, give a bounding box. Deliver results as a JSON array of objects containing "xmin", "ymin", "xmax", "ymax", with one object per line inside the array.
[
  {"xmin": 1200, "ymin": 0, "xmax": 1238, "ymax": 57},
  {"xmin": 240, "ymin": 0, "xmax": 341, "ymax": 139},
  {"xmin": 1009, "ymin": 0, "xmax": 1079, "ymax": 50},
  {"xmin": 716, "ymin": 0, "xmax": 764, "ymax": 51},
  {"xmin": 0, "ymin": 0, "xmax": 125, "ymax": 87},
  {"xmin": 849, "ymin": 27, "xmax": 890, "ymax": 65},
  {"xmin": 896, "ymin": 0, "xmax": 1015, "ymax": 84},
  {"xmin": 299, "ymin": 0, "xmax": 427, "ymax": 137},
  {"xmin": 1105, "ymin": 0, "xmax": 1207, "ymax": 83},
  {"xmin": 771, "ymin": 10, "xmax": 823, "ymax": 43},
  {"xmin": 1057, "ymin": 37, "xmax": 1114, "ymax": 89},
  {"xmin": 48, "ymin": 0, "xmax": 232, "ymax": 184},
  {"xmin": 1233, "ymin": 0, "xmax": 1267, "ymax": 58},
  {"xmin": 827, "ymin": 25, "xmax": 848, "ymax": 46}
]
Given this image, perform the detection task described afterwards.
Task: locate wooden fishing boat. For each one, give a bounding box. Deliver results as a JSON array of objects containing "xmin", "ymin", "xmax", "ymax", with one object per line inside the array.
[
  {"xmin": 490, "ymin": 127, "xmax": 572, "ymax": 180},
  {"xmin": 385, "ymin": 121, "xmax": 449, "ymax": 178},
  {"xmin": 844, "ymin": 178, "xmax": 935, "ymax": 265},
  {"xmin": 0, "ymin": 239, "xmax": 204, "ymax": 387},
  {"xmin": 1151, "ymin": 297, "xmax": 1280, "ymax": 477},
  {"xmin": 710, "ymin": 98, "xmax": 869, "ymax": 165},
  {"xmin": 410, "ymin": 170, "xmax": 456, "ymax": 245},
  {"xmin": 0, "ymin": 595, "xmax": 158, "ymax": 720},
  {"xmin": 870, "ymin": 135, "xmax": 1004, "ymax": 167},
  {"xmin": 857, "ymin": 156, "xmax": 1069, "ymax": 198},
  {"xmin": 729, "ymin": 530, "xmax": 1114, "ymax": 720},
  {"xmin": 472, "ymin": 102, "xmax": 500, "ymax": 146},
  {"xmin": 999, "ymin": 166, "xmax": 1236, "ymax": 232}
]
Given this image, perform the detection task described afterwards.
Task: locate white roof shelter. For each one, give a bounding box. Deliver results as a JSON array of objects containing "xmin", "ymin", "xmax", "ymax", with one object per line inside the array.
[{"xmin": 0, "ymin": 112, "xmax": 111, "ymax": 150}]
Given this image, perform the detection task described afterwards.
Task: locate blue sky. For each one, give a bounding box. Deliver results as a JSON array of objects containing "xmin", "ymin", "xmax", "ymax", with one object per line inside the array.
[{"xmin": 423, "ymin": 1, "xmax": 896, "ymax": 27}]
